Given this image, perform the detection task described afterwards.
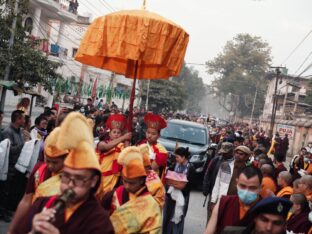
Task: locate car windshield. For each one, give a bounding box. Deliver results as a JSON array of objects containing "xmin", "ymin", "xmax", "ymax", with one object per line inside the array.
[{"xmin": 160, "ymin": 122, "xmax": 207, "ymax": 146}]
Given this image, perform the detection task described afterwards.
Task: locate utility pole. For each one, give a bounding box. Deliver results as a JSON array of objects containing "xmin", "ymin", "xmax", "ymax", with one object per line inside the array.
[
  {"xmin": 269, "ymin": 67, "xmax": 284, "ymax": 138},
  {"xmin": 145, "ymin": 79, "xmax": 151, "ymax": 111},
  {"xmin": 0, "ymin": 0, "xmax": 20, "ymax": 111},
  {"xmin": 250, "ymin": 84, "xmax": 258, "ymax": 126},
  {"xmin": 107, "ymin": 72, "xmax": 115, "ymax": 104}
]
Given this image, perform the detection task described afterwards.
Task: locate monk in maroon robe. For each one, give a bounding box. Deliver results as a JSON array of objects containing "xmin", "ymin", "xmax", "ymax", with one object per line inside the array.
[
  {"xmin": 16, "ymin": 112, "xmax": 115, "ymax": 234},
  {"xmin": 205, "ymin": 167, "xmax": 263, "ymax": 234},
  {"xmin": 287, "ymin": 194, "xmax": 312, "ymax": 234},
  {"xmin": 18, "ymin": 195, "xmax": 114, "ymax": 234}
]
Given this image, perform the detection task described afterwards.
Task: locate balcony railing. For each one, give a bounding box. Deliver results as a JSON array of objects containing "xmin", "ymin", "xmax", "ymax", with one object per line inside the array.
[
  {"xmin": 57, "ymin": 0, "xmax": 79, "ymax": 15},
  {"xmin": 34, "ymin": 0, "xmax": 79, "ymax": 16}
]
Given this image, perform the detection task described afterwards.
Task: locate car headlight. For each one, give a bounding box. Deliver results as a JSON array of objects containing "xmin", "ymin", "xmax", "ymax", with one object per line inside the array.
[
  {"xmin": 190, "ymin": 154, "xmax": 207, "ymax": 163},
  {"xmin": 190, "ymin": 155, "xmax": 200, "ymax": 163},
  {"xmin": 196, "ymin": 167, "xmax": 204, "ymax": 173}
]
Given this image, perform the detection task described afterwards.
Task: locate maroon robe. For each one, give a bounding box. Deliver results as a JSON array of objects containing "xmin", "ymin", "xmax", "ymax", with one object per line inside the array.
[
  {"xmin": 25, "ymin": 162, "xmax": 52, "ymax": 194},
  {"xmin": 17, "ymin": 195, "xmax": 114, "ymax": 234},
  {"xmin": 216, "ymin": 195, "xmax": 241, "ymax": 234},
  {"xmin": 287, "ymin": 211, "xmax": 311, "ymax": 234}
]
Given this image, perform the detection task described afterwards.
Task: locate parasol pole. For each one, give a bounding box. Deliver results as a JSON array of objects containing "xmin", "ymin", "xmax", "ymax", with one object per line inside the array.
[{"xmin": 128, "ymin": 60, "xmax": 139, "ymax": 132}]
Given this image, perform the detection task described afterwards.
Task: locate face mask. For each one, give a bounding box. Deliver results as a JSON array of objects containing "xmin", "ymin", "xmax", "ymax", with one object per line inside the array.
[
  {"xmin": 309, "ymin": 211, "xmax": 312, "ymax": 223},
  {"xmin": 237, "ymin": 187, "xmax": 258, "ymax": 205}
]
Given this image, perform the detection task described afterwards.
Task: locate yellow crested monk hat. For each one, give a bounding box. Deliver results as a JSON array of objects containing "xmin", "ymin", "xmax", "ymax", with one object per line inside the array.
[
  {"xmin": 44, "ymin": 127, "xmax": 69, "ymax": 158},
  {"xmin": 56, "ymin": 112, "xmax": 101, "ymax": 174},
  {"xmin": 138, "ymin": 144, "xmax": 152, "ymax": 167},
  {"xmin": 118, "ymin": 146, "xmax": 147, "ymax": 179}
]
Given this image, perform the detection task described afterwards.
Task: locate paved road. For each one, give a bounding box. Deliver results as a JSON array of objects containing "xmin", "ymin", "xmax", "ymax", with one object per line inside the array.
[
  {"xmin": 0, "ymin": 190, "xmax": 207, "ymax": 234},
  {"xmin": 184, "ymin": 190, "xmax": 207, "ymax": 234}
]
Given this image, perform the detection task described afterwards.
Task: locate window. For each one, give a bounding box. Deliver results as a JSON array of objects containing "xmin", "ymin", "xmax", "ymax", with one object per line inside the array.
[
  {"xmin": 72, "ymin": 48, "xmax": 78, "ymax": 57},
  {"xmin": 24, "ymin": 17, "xmax": 33, "ymax": 34},
  {"xmin": 161, "ymin": 122, "xmax": 207, "ymax": 145}
]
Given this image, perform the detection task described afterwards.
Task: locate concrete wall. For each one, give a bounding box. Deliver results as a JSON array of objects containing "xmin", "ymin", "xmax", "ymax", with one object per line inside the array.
[{"xmin": 261, "ymin": 119, "xmax": 312, "ymax": 157}]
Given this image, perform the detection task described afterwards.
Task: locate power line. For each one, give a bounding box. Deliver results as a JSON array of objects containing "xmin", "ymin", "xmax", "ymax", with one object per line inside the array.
[
  {"xmin": 294, "ymin": 51, "xmax": 312, "ymax": 75},
  {"xmin": 282, "ymin": 29, "xmax": 312, "ymax": 64},
  {"xmin": 79, "ymin": 0, "xmax": 104, "ymax": 16},
  {"xmin": 298, "ymin": 61, "xmax": 312, "ymax": 77},
  {"xmin": 32, "ymin": 17, "xmax": 80, "ymax": 77},
  {"xmin": 33, "ymin": 16, "xmax": 115, "ymax": 83},
  {"xmin": 97, "ymin": 0, "xmax": 116, "ymax": 12},
  {"xmin": 185, "ymin": 62, "xmax": 206, "ymax": 66}
]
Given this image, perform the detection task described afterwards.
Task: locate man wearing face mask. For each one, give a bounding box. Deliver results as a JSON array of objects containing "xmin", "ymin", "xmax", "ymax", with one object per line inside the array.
[{"xmin": 205, "ymin": 166, "xmax": 263, "ymax": 234}]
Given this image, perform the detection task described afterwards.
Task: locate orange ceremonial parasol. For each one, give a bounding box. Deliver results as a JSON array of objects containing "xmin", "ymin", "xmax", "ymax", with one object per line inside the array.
[{"xmin": 75, "ymin": 2, "xmax": 189, "ymax": 130}]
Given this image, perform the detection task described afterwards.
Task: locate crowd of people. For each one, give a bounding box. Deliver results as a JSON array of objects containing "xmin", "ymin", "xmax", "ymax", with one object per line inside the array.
[
  {"xmin": 0, "ymin": 97, "xmax": 311, "ymax": 233},
  {"xmin": 0, "ymin": 97, "xmax": 196, "ymax": 234},
  {"xmin": 203, "ymin": 123, "xmax": 312, "ymax": 233}
]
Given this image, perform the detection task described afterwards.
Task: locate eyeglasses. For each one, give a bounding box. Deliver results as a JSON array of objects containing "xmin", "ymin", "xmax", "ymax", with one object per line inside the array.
[{"xmin": 60, "ymin": 172, "xmax": 93, "ymax": 187}]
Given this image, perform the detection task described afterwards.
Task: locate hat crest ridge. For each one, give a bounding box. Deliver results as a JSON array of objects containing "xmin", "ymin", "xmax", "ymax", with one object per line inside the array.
[{"xmin": 56, "ymin": 112, "xmax": 93, "ymax": 150}]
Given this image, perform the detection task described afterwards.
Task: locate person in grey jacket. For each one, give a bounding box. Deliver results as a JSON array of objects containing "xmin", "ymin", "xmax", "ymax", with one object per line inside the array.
[{"xmin": 1, "ymin": 110, "xmax": 25, "ymax": 220}]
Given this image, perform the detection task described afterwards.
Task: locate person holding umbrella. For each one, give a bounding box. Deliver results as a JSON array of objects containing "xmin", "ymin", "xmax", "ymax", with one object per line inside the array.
[{"xmin": 96, "ymin": 114, "xmax": 132, "ymax": 198}]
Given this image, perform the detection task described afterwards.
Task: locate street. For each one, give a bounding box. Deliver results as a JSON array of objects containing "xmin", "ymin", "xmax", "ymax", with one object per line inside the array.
[
  {"xmin": 184, "ymin": 191, "xmax": 207, "ymax": 234},
  {"xmin": 0, "ymin": 190, "xmax": 207, "ymax": 234}
]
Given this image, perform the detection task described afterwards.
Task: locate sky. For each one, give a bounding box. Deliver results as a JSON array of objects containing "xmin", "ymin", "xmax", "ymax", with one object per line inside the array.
[{"xmin": 78, "ymin": 0, "xmax": 312, "ymax": 84}]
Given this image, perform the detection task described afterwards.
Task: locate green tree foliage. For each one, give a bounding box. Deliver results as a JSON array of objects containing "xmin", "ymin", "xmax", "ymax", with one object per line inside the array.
[
  {"xmin": 206, "ymin": 34, "xmax": 272, "ymax": 117},
  {"xmin": 141, "ymin": 79, "xmax": 186, "ymax": 113},
  {"xmin": 0, "ymin": 0, "xmax": 62, "ymax": 93},
  {"xmin": 140, "ymin": 63, "xmax": 206, "ymax": 113},
  {"xmin": 172, "ymin": 64, "xmax": 206, "ymax": 113}
]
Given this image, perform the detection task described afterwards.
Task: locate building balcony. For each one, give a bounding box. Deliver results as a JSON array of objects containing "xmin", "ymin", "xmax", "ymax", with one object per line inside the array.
[{"xmin": 31, "ymin": 0, "xmax": 78, "ymax": 22}]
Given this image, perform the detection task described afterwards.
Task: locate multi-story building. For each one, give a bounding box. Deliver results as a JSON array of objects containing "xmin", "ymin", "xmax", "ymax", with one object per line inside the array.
[
  {"xmin": 262, "ymin": 74, "xmax": 311, "ymax": 121},
  {"xmin": 6, "ymin": 0, "xmax": 133, "ymax": 111},
  {"xmin": 261, "ymin": 74, "xmax": 312, "ymax": 156}
]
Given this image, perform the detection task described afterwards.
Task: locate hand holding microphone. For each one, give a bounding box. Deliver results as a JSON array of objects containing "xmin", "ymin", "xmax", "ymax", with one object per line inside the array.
[{"xmin": 31, "ymin": 189, "xmax": 76, "ymax": 234}]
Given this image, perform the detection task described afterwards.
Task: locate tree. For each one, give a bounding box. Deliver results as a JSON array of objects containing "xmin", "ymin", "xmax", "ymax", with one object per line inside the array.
[
  {"xmin": 0, "ymin": 0, "xmax": 63, "ymax": 94},
  {"xmin": 206, "ymin": 34, "xmax": 272, "ymax": 117},
  {"xmin": 141, "ymin": 79, "xmax": 186, "ymax": 113},
  {"xmin": 140, "ymin": 63, "xmax": 206, "ymax": 114},
  {"xmin": 173, "ymin": 64, "xmax": 206, "ymax": 113}
]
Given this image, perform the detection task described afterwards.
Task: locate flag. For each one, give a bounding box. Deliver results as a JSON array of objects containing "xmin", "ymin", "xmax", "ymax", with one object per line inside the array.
[{"xmin": 91, "ymin": 78, "xmax": 97, "ymax": 100}]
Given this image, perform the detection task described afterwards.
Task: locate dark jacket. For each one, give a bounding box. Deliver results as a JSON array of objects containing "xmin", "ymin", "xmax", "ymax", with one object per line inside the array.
[
  {"xmin": 2, "ymin": 124, "xmax": 24, "ymax": 166},
  {"xmin": 202, "ymin": 155, "xmax": 222, "ymax": 196}
]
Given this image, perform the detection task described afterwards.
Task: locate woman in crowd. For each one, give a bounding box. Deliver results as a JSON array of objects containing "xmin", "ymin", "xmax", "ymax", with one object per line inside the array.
[{"xmin": 163, "ymin": 147, "xmax": 194, "ymax": 234}]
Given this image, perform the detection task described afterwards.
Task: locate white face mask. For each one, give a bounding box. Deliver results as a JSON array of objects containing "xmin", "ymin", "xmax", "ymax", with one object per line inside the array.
[{"xmin": 309, "ymin": 211, "xmax": 312, "ymax": 223}]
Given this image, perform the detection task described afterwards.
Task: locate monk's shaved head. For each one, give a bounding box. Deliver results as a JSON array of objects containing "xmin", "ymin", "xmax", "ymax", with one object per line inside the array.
[
  {"xmin": 260, "ymin": 164, "xmax": 274, "ymax": 177},
  {"xmin": 290, "ymin": 194, "xmax": 310, "ymax": 212},
  {"xmin": 301, "ymin": 175, "xmax": 312, "ymax": 190},
  {"xmin": 278, "ymin": 171, "xmax": 292, "ymax": 186}
]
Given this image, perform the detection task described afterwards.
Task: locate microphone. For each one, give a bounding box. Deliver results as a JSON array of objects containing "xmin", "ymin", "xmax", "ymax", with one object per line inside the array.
[
  {"xmin": 32, "ymin": 189, "xmax": 76, "ymax": 234},
  {"xmin": 52, "ymin": 189, "xmax": 76, "ymax": 215}
]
